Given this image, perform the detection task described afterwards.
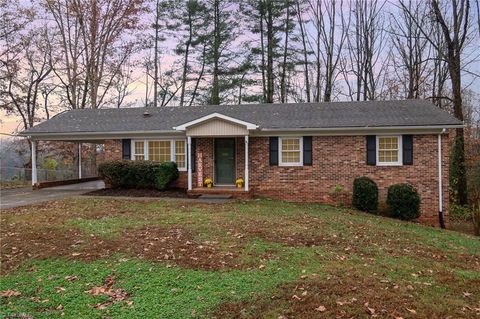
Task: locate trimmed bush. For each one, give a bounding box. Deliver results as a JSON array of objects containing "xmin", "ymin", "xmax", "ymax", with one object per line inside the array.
[
  {"xmin": 98, "ymin": 160, "xmax": 179, "ymax": 190},
  {"xmin": 352, "ymin": 176, "xmax": 378, "ymax": 212},
  {"xmin": 155, "ymin": 162, "xmax": 179, "ymax": 190},
  {"xmin": 386, "ymin": 183, "xmax": 421, "ymax": 220}
]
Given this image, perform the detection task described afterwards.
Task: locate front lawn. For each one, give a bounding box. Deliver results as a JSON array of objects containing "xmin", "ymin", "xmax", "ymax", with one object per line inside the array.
[{"xmin": 1, "ymin": 198, "xmax": 479, "ymax": 318}]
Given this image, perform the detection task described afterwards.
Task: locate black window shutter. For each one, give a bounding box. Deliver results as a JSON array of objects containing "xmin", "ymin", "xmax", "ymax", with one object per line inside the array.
[
  {"xmin": 269, "ymin": 137, "xmax": 279, "ymax": 166},
  {"xmin": 303, "ymin": 136, "xmax": 312, "ymax": 165},
  {"xmin": 191, "ymin": 138, "xmax": 196, "ymax": 172},
  {"xmin": 366, "ymin": 136, "xmax": 376, "ymax": 165},
  {"xmin": 122, "ymin": 139, "xmax": 131, "ymax": 160},
  {"xmin": 403, "ymin": 135, "xmax": 413, "ymax": 165}
]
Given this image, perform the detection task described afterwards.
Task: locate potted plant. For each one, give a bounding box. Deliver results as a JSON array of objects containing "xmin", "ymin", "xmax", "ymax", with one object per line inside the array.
[
  {"xmin": 204, "ymin": 178, "xmax": 213, "ymax": 188},
  {"xmin": 236, "ymin": 178, "xmax": 244, "ymax": 188}
]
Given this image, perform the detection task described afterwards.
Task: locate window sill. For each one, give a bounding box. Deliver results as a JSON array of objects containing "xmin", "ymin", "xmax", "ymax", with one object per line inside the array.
[
  {"xmin": 376, "ymin": 163, "xmax": 403, "ymax": 167},
  {"xmin": 278, "ymin": 163, "xmax": 304, "ymax": 167}
]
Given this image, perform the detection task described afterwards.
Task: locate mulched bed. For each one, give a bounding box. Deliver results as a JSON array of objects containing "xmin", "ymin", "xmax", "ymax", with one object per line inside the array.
[{"xmin": 84, "ymin": 188, "xmax": 195, "ymax": 198}]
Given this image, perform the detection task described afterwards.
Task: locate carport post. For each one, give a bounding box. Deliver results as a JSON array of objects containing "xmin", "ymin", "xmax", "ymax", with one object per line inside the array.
[
  {"xmin": 31, "ymin": 140, "xmax": 37, "ymax": 186},
  {"xmin": 78, "ymin": 142, "xmax": 82, "ymax": 179}
]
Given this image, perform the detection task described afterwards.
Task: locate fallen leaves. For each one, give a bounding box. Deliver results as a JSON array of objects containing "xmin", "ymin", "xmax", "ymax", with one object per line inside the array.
[
  {"xmin": 86, "ymin": 275, "xmax": 132, "ymax": 310},
  {"xmin": 0, "ymin": 289, "xmax": 21, "ymax": 297},
  {"xmin": 406, "ymin": 308, "xmax": 417, "ymax": 314},
  {"xmin": 315, "ymin": 305, "xmax": 326, "ymax": 312}
]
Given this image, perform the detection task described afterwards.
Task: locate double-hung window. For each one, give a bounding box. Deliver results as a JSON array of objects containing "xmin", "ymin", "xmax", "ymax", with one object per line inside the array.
[
  {"xmin": 149, "ymin": 141, "xmax": 171, "ymax": 162},
  {"xmin": 133, "ymin": 141, "xmax": 145, "ymax": 160},
  {"xmin": 279, "ymin": 137, "xmax": 303, "ymax": 166},
  {"xmin": 131, "ymin": 139, "xmax": 187, "ymax": 171},
  {"xmin": 376, "ymin": 136, "xmax": 402, "ymax": 166},
  {"xmin": 174, "ymin": 140, "xmax": 186, "ymax": 169}
]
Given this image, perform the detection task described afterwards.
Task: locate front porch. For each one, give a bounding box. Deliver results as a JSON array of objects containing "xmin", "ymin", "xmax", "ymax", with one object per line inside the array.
[
  {"xmin": 174, "ymin": 113, "xmax": 258, "ymax": 194},
  {"xmin": 188, "ymin": 186, "xmax": 254, "ymax": 199}
]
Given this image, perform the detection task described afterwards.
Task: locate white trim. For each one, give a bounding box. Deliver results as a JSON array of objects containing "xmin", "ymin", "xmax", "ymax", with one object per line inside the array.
[
  {"xmin": 278, "ymin": 136, "xmax": 303, "ymax": 167},
  {"xmin": 131, "ymin": 138, "xmax": 187, "ymax": 171},
  {"xmin": 245, "ymin": 136, "xmax": 249, "ymax": 191},
  {"xmin": 376, "ymin": 135, "xmax": 403, "ymax": 166},
  {"xmin": 31, "ymin": 141, "xmax": 37, "ymax": 186},
  {"xmin": 259, "ymin": 124, "xmax": 464, "ymax": 132},
  {"xmin": 438, "ymin": 131, "xmax": 444, "ymax": 213},
  {"xmin": 187, "ymin": 136, "xmax": 192, "ymax": 191},
  {"xmin": 78, "ymin": 143, "xmax": 82, "ymax": 179},
  {"xmin": 173, "ymin": 113, "xmax": 259, "ymax": 131},
  {"xmin": 22, "ymin": 125, "xmax": 461, "ymax": 140}
]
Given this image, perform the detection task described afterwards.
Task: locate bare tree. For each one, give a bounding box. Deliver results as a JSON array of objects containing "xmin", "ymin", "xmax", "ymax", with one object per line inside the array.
[
  {"xmin": 399, "ymin": 0, "xmax": 474, "ymax": 207},
  {"xmin": 1, "ymin": 26, "xmax": 53, "ymax": 131},
  {"xmin": 295, "ymin": 0, "xmax": 311, "ymax": 102},
  {"xmin": 44, "ymin": 0, "xmax": 145, "ymax": 109},
  {"xmin": 308, "ymin": 0, "xmax": 348, "ymax": 102},
  {"xmin": 390, "ymin": 1, "xmax": 431, "ymax": 99},
  {"xmin": 341, "ymin": 0, "xmax": 388, "ymax": 101}
]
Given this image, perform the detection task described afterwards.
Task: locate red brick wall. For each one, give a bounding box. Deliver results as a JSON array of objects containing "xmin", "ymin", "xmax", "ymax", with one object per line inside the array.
[
  {"xmin": 104, "ymin": 140, "xmax": 122, "ymax": 161},
  {"xmin": 104, "ymin": 134, "xmax": 451, "ymax": 226},
  {"xmin": 247, "ymin": 135, "xmax": 450, "ymax": 227}
]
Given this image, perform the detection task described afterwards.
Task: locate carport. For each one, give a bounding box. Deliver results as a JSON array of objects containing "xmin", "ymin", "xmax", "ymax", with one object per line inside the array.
[{"xmin": 21, "ymin": 134, "xmax": 105, "ymax": 188}]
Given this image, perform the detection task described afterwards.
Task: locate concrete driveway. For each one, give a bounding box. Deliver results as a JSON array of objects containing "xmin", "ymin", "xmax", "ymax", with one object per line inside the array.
[{"xmin": 0, "ymin": 180, "xmax": 105, "ymax": 210}]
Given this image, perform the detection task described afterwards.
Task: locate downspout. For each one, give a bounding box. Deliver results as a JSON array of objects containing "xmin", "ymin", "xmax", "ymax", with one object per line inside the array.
[{"xmin": 438, "ymin": 128, "xmax": 446, "ymax": 229}]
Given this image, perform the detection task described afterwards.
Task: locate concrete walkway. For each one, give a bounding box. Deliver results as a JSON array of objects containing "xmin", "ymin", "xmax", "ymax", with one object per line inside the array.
[
  {"xmin": 0, "ymin": 180, "xmax": 105, "ymax": 209},
  {"xmin": 1, "ymin": 181, "xmax": 234, "ymax": 210}
]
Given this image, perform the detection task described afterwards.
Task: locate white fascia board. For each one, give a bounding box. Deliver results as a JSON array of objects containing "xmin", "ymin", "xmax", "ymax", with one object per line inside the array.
[
  {"xmin": 24, "ymin": 130, "xmax": 185, "ymax": 141},
  {"xmin": 253, "ymin": 125, "xmax": 462, "ymax": 136},
  {"xmin": 173, "ymin": 112, "xmax": 259, "ymax": 131}
]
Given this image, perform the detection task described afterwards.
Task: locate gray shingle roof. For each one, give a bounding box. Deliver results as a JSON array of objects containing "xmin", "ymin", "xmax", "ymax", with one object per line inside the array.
[{"xmin": 21, "ymin": 100, "xmax": 462, "ymax": 135}]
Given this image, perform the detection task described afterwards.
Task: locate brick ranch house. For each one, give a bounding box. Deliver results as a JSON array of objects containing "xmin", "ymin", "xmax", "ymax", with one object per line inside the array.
[{"xmin": 21, "ymin": 100, "xmax": 463, "ymax": 227}]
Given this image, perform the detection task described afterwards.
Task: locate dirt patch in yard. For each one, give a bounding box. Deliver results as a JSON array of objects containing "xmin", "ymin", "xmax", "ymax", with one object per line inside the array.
[
  {"xmin": 220, "ymin": 214, "xmax": 480, "ymax": 271},
  {"xmin": 1, "ymin": 223, "xmax": 243, "ymax": 272},
  {"xmin": 84, "ymin": 188, "xmax": 195, "ymax": 198},
  {"xmin": 83, "ymin": 226, "xmax": 243, "ymax": 270},
  {"xmin": 212, "ymin": 274, "xmax": 480, "ymax": 319}
]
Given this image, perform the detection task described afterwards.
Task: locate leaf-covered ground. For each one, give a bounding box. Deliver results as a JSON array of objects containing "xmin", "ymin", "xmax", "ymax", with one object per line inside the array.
[{"xmin": 1, "ymin": 198, "xmax": 479, "ymax": 318}]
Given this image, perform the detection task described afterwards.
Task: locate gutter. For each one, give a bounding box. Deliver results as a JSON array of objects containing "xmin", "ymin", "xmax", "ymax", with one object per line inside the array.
[
  {"xmin": 260, "ymin": 124, "xmax": 464, "ymax": 132},
  {"xmin": 20, "ymin": 124, "xmax": 464, "ymax": 138},
  {"xmin": 438, "ymin": 128, "xmax": 447, "ymax": 229}
]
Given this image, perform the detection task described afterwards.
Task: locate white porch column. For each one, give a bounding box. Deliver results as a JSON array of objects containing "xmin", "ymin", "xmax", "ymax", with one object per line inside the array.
[
  {"xmin": 244, "ymin": 135, "xmax": 249, "ymax": 192},
  {"xmin": 78, "ymin": 142, "xmax": 82, "ymax": 179},
  {"xmin": 187, "ymin": 136, "xmax": 192, "ymax": 191},
  {"xmin": 31, "ymin": 140, "xmax": 37, "ymax": 186}
]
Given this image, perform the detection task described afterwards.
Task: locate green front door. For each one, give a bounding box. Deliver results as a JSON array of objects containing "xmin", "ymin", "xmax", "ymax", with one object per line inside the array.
[{"xmin": 214, "ymin": 138, "xmax": 235, "ymax": 185}]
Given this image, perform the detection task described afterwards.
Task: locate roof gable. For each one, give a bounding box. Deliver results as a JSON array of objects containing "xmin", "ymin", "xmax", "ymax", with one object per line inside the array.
[{"xmin": 173, "ymin": 113, "xmax": 258, "ymax": 131}]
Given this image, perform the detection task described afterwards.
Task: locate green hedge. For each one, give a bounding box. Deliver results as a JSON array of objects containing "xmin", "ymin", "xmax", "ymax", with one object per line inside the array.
[
  {"xmin": 98, "ymin": 160, "xmax": 179, "ymax": 190},
  {"xmin": 386, "ymin": 183, "xmax": 421, "ymax": 220},
  {"xmin": 352, "ymin": 176, "xmax": 378, "ymax": 212}
]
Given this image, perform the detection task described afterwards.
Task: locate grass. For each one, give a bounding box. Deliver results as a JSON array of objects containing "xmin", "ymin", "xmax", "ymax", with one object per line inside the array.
[{"xmin": 1, "ymin": 198, "xmax": 479, "ymax": 318}]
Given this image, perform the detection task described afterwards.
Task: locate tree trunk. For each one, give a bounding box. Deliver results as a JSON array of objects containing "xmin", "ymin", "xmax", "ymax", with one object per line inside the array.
[
  {"xmin": 210, "ymin": 0, "xmax": 221, "ymax": 105},
  {"xmin": 266, "ymin": 1, "xmax": 274, "ymax": 103}
]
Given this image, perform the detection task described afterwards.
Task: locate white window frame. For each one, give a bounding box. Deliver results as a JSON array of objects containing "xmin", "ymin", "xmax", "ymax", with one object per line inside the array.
[
  {"xmin": 174, "ymin": 140, "xmax": 187, "ymax": 171},
  {"xmin": 132, "ymin": 140, "xmax": 146, "ymax": 160},
  {"xmin": 278, "ymin": 136, "xmax": 303, "ymax": 167},
  {"xmin": 131, "ymin": 139, "xmax": 187, "ymax": 171},
  {"xmin": 376, "ymin": 135, "xmax": 403, "ymax": 166}
]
